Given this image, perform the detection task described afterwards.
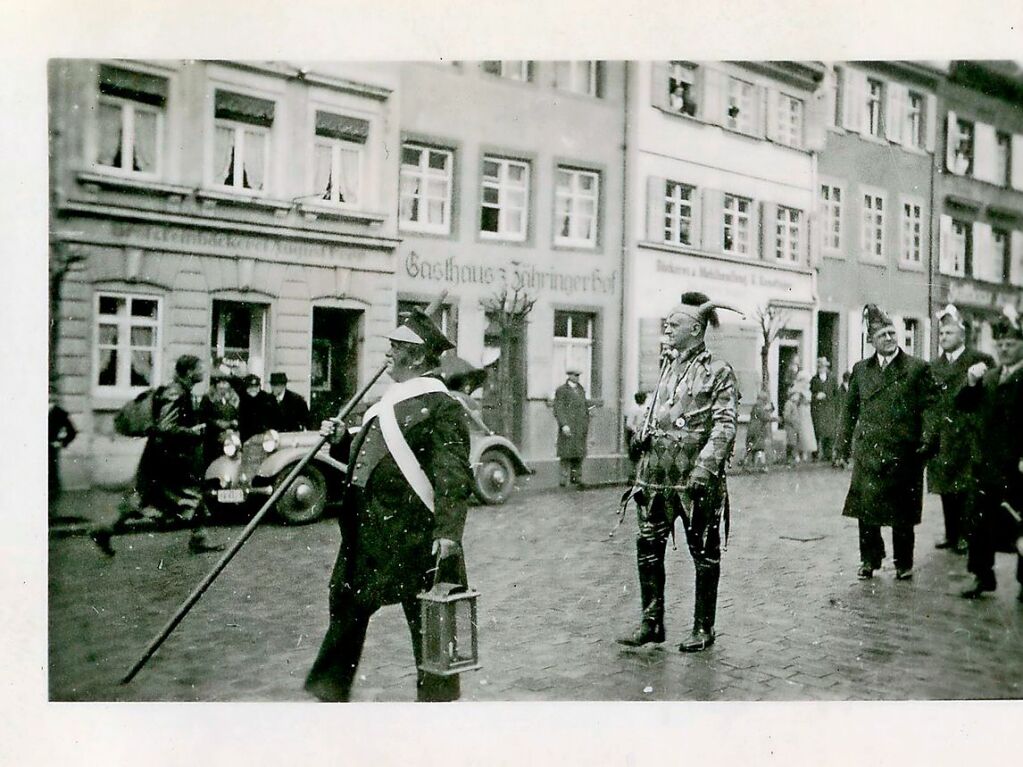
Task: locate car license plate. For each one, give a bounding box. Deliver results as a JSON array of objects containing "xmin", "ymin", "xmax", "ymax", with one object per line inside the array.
[{"xmin": 217, "ymin": 489, "xmax": 245, "ymax": 504}]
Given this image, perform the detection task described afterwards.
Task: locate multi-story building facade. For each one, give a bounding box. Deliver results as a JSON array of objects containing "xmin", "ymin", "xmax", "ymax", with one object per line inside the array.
[
  {"xmin": 933, "ymin": 61, "xmax": 1023, "ymax": 354},
  {"xmin": 396, "ymin": 61, "xmax": 627, "ymax": 483},
  {"xmin": 49, "ymin": 60, "xmax": 402, "ymax": 487},
  {"xmin": 815, "ymin": 61, "xmax": 942, "ymax": 374},
  {"xmin": 624, "ymin": 61, "xmax": 826, "ymax": 419}
]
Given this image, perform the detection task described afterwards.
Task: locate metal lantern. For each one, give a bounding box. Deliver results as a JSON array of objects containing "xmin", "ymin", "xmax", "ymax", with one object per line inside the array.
[{"xmin": 418, "ymin": 582, "xmax": 481, "ymax": 677}]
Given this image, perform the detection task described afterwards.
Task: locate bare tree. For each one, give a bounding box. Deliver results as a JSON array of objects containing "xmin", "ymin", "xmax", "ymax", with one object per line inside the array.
[
  {"xmin": 479, "ymin": 286, "xmax": 536, "ymax": 439},
  {"xmin": 753, "ymin": 304, "xmax": 790, "ymax": 395}
]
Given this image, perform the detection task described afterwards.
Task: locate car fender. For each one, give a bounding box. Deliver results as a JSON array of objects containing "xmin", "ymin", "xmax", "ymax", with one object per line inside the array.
[
  {"xmin": 205, "ymin": 455, "xmax": 242, "ymax": 485},
  {"xmin": 471, "ymin": 434, "xmax": 533, "ymax": 475},
  {"xmin": 255, "ymin": 444, "xmax": 348, "ymax": 482}
]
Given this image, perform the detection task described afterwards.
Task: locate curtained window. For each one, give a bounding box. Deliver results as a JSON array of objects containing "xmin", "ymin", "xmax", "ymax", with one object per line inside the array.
[
  {"xmin": 94, "ymin": 294, "xmax": 161, "ymax": 393},
  {"xmin": 213, "ymin": 90, "xmax": 274, "ymax": 192},
  {"xmin": 399, "ymin": 143, "xmax": 452, "ymax": 233},
  {"xmin": 95, "ymin": 66, "xmax": 166, "ymax": 176}
]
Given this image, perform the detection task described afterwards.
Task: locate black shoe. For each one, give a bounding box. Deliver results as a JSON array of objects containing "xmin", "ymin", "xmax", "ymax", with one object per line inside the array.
[
  {"xmin": 895, "ymin": 568, "xmax": 913, "ymax": 581},
  {"xmin": 616, "ymin": 623, "xmax": 665, "ymax": 647},
  {"xmin": 935, "ymin": 540, "xmax": 954, "ymax": 550},
  {"xmin": 678, "ymin": 628, "xmax": 715, "ymax": 653},
  {"xmin": 857, "ymin": 564, "xmax": 874, "ymax": 580},
  {"xmin": 90, "ymin": 530, "xmax": 115, "ymax": 557},
  {"xmin": 954, "ymin": 539, "xmax": 968, "ymax": 555},
  {"xmin": 188, "ymin": 537, "xmax": 226, "ymax": 555},
  {"xmin": 960, "ymin": 579, "xmax": 996, "ymax": 599}
]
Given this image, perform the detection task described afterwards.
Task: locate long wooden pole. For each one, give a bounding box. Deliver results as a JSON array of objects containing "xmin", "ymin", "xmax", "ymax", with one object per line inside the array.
[{"xmin": 121, "ymin": 291, "xmax": 448, "ymax": 684}]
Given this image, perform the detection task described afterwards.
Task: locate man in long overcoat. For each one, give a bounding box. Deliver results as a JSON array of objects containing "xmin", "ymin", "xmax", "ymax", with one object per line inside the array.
[
  {"xmin": 956, "ymin": 308, "xmax": 1023, "ymax": 601},
  {"xmin": 553, "ymin": 369, "xmax": 589, "ymax": 488},
  {"xmin": 269, "ymin": 371, "xmax": 311, "ymax": 432},
  {"xmin": 810, "ymin": 357, "xmax": 838, "ymax": 461},
  {"xmin": 927, "ymin": 304, "xmax": 994, "ymax": 553},
  {"xmin": 836, "ymin": 304, "xmax": 938, "ymax": 580},
  {"xmin": 305, "ymin": 308, "xmax": 473, "ymax": 702}
]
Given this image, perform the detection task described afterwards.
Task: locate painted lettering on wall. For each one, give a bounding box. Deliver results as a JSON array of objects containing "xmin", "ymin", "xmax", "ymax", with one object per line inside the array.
[
  {"xmin": 947, "ymin": 280, "xmax": 1023, "ymax": 310},
  {"xmin": 655, "ymin": 258, "xmax": 798, "ymax": 291},
  {"xmin": 404, "ymin": 251, "xmax": 618, "ymax": 296}
]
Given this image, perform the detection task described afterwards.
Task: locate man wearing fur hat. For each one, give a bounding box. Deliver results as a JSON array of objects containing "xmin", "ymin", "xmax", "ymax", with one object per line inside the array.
[
  {"xmin": 956, "ymin": 306, "xmax": 1023, "ymax": 602},
  {"xmin": 927, "ymin": 305, "xmax": 994, "ymax": 554},
  {"xmin": 617, "ymin": 292, "xmax": 739, "ymax": 652},
  {"xmin": 836, "ymin": 304, "xmax": 938, "ymax": 581},
  {"xmin": 305, "ymin": 307, "xmax": 474, "ymax": 702}
]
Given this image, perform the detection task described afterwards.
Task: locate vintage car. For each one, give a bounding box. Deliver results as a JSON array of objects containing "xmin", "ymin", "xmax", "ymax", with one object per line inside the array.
[{"xmin": 204, "ymin": 401, "xmax": 532, "ymax": 524}]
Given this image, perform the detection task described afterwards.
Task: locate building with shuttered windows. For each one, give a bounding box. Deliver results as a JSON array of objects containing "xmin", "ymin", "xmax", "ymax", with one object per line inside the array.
[
  {"xmin": 932, "ymin": 61, "xmax": 1023, "ymax": 355},
  {"xmin": 624, "ymin": 61, "xmax": 826, "ymax": 425}
]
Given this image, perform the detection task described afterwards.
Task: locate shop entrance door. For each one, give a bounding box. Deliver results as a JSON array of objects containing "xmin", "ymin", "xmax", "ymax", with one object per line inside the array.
[
  {"xmin": 817, "ymin": 311, "xmax": 839, "ymax": 370},
  {"xmin": 310, "ymin": 307, "xmax": 363, "ymax": 424}
]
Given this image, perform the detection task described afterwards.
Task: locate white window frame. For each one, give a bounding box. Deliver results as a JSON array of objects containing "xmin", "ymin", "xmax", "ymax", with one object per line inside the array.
[
  {"xmin": 860, "ymin": 188, "xmax": 886, "ymax": 261},
  {"xmin": 93, "ymin": 292, "xmax": 163, "ymax": 396},
  {"xmin": 726, "ymin": 77, "xmax": 758, "ymax": 135},
  {"xmin": 820, "ymin": 182, "xmax": 844, "ymax": 254},
  {"xmin": 954, "ymin": 118, "xmax": 975, "ymax": 175},
  {"xmin": 213, "ymin": 118, "xmax": 271, "ymax": 194},
  {"xmin": 554, "ymin": 167, "xmax": 599, "ymax": 248},
  {"xmin": 776, "ymin": 93, "xmax": 804, "ymax": 148},
  {"xmin": 480, "ymin": 156, "xmax": 530, "ymax": 242},
  {"xmin": 312, "ymin": 134, "xmax": 364, "ymax": 208},
  {"xmin": 723, "ymin": 194, "xmax": 753, "ymax": 256},
  {"xmin": 947, "ymin": 218, "xmax": 970, "ymax": 277},
  {"xmin": 995, "ymin": 132, "xmax": 1011, "ymax": 188},
  {"xmin": 774, "ymin": 206, "xmax": 803, "ymax": 263},
  {"xmin": 399, "ymin": 143, "xmax": 454, "ymax": 234},
  {"xmin": 991, "ymin": 228, "xmax": 1010, "ymax": 284},
  {"xmin": 668, "ymin": 62, "xmax": 697, "ymax": 116},
  {"xmin": 210, "ymin": 300, "xmax": 269, "ymax": 381},
  {"xmin": 555, "ymin": 61, "xmax": 599, "ymax": 97},
  {"xmin": 901, "ymin": 317, "xmax": 919, "ymax": 357},
  {"xmin": 899, "ymin": 196, "xmax": 925, "ymax": 267},
  {"xmin": 94, "ymin": 95, "xmax": 164, "ymax": 179},
  {"xmin": 664, "ymin": 181, "xmax": 695, "ymax": 246},
  {"xmin": 906, "ymin": 90, "xmax": 924, "ymax": 148},
  {"xmin": 866, "ymin": 78, "xmax": 884, "ymax": 138},
  {"xmin": 552, "ymin": 311, "xmax": 595, "ymax": 395}
]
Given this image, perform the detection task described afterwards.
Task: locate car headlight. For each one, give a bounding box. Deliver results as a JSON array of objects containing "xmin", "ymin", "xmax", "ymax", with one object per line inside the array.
[
  {"xmin": 223, "ymin": 433, "xmax": 241, "ymax": 457},
  {"xmin": 262, "ymin": 429, "xmax": 279, "ymax": 454}
]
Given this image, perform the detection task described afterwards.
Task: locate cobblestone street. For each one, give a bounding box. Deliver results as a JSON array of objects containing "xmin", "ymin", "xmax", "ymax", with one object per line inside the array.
[{"xmin": 49, "ymin": 467, "xmax": 1023, "ymax": 702}]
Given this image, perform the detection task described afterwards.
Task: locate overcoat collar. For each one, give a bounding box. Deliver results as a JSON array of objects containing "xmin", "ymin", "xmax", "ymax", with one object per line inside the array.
[{"xmin": 861, "ymin": 348, "xmax": 907, "ymax": 400}]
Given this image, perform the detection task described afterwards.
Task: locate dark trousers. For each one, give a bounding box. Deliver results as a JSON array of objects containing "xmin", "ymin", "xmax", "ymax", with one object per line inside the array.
[
  {"xmin": 816, "ymin": 433, "xmax": 834, "ymax": 462},
  {"xmin": 304, "ymin": 591, "xmax": 459, "ymax": 703},
  {"xmin": 940, "ymin": 493, "xmax": 966, "ymax": 545},
  {"xmin": 967, "ymin": 506, "xmax": 1023, "ymax": 587},
  {"xmin": 858, "ymin": 521, "xmax": 915, "ymax": 570},
  {"xmin": 559, "ymin": 458, "xmax": 583, "ymax": 486}
]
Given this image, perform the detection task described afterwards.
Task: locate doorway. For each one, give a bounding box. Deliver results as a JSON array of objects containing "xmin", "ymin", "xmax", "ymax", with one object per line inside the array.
[
  {"xmin": 776, "ymin": 341, "xmax": 800, "ymax": 426},
  {"xmin": 310, "ymin": 307, "xmax": 363, "ymax": 424},
  {"xmin": 211, "ymin": 299, "xmax": 268, "ymax": 379},
  {"xmin": 817, "ymin": 311, "xmax": 839, "ymax": 370}
]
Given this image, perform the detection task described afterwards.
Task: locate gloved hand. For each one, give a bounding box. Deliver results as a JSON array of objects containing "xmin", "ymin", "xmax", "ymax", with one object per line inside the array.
[
  {"xmin": 685, "ymin": 465, "xmax": 715, "ymax": 497},
  {"xmin": 967, "ymin": 361, "xmax": 989, "ymax": 386},
  {"xmin": 433, "ymin": 538, "xmax": 461, "ymax": 560},
  {"xmin": 561, "ymin": 424, "xmax": 571, "ymax": 435},
  {"xmin": 319, "ymin": 418, "xmax": 347, "ymax": 443}
]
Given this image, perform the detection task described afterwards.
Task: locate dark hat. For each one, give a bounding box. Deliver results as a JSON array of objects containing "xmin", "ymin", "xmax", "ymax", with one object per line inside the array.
[
  {"xmin": 389, "ymin": 307, "xmax": 455, "ymax": 355},
  {"xmin": 566, "ymin": 367, "xmax": 581, "ymax": 376},
  {"xmin": 243, "ymin": 374, "xmax": 261, "ymax": 388},
  {"xmin": 678, "ymin": 291, "xmax": 719, "ymax": 328},
  {"xmin": 992, "ymin": 305, "xmax": 1023, "ymax": 340},
  {"xmin": 438, "ymin": 352, "xmax": 488, "ymax": 392},
  {"xmin": 269, "ymin": 372, "xmax": 288, "ymax": 385},
  {"xmin": 863, "ymin": 303, "xmax": 894, "ymax": 336}
]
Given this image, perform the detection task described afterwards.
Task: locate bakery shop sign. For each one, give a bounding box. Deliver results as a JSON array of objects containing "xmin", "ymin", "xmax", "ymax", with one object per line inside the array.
[{"xmin": 404, "ymin": 250, "xmax": 618, "ymax": 296}]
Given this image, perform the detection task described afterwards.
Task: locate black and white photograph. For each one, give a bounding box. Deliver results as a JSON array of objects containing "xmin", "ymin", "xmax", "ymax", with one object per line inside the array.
[{"xmin": 7, "ymin": 1, "xmax": 1023, "ymax": 764}]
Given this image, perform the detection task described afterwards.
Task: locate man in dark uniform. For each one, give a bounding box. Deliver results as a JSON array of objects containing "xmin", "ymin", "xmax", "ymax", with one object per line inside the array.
[
  {"xmin": 269, "ymin": 372, "xmax": 311, "ymax": 432},
  {"xmin": 305, "ymin": 308, "xmax": 473, "ymax": 702},
  {"xmin": 237, "ymin": 374, "xmax": 278, "ymax": 441},
  {"xmin": 810, "ymin": 357, "xmax": 838, "ymax": 462},
  {"xmin": 957, "ymin": 306, "xmax": 1023, "ymax": 601},
  {"xmin": 617, "ymin": 292, "xmax": 740, "ymax": 653},
  {"xmin": 91, "ymin": 355, "xmax": 225, "ymax": 556},
  {"xmin": 553, "ymin": 368, "xmax": 589, "ymax": 488},
  {"xmin": 927, "ymin": 304, "xmax": 994, "ymax": 554},
  {"xmin": 836, "ymin": 304, "xmax": 937, "ymax": 581}
]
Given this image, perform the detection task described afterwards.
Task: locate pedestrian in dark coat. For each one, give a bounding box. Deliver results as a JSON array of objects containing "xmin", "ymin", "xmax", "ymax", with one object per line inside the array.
[
  {"xmin": 48, "ymin": 394, "xmax": 77, "ymax": 501},
  {"xmin": 199, "ymin": 374, "xmax": 240, "ymax": 465},
  {"xmin": 927, "ymin": 304, "xmax": 995, "ymax": 553},
  {"xmin": 306, "ymin": 308, "xmax": 473, "ymax": 702},
  {"xmin": 553, "ymin": 369, "xmax": 589, "ymax": 487},
  {"xmin": 91, "ymin": 355, "xmax": 224, "ymax": 556},
  {"xmin": 956, "ymin": 307, "xmax": 1023, "ymax": 601},
  {"xmin": 269, "ymin": 371, "xmax": 311, "ymax": 432},
  {"xmin": 836, "ymin": 304, "xmax": 938, "ymax": 581},
  {"xmin": 237, "ymin": 374, "xmax": 278, "ymax": 441},
  {"xmin": 810, "ymin": 357, "xmax": 838, "ymax": 461}
]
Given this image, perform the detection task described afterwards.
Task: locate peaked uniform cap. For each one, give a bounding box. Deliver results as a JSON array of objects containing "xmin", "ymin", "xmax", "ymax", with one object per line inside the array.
[
  {"xmin": 389, "ymin": 306, "xmax": 455, "ymax": 354},
  {"xmin": 863, "ymin": 303, "xmax": 894, "ymax": 335}
]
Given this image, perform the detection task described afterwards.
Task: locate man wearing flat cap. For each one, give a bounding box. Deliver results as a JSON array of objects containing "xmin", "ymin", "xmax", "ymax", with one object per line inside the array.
[
  {"xmin": 617, "ymin": 291, "xmax": 740, "ymax": 653},
  {"xmin": 305, "ymin": 306, "xmax": 474, "ymax": 702},
  {"xmin": 269, "ymin": 371, "xmax": 311, "ymax": 432},
  {"xmin": 836, "ymin": 304, "xmax": 938, "ymax": 582},
  {"xmin": 927, "ymin": 304, "xmax": 994, "ymax": 554},
  {"xmin": 955, "ymin": 306, "xmax": 1023, "ymax": 602},
  {"xmin": 553, "ymin": 367, "xmax": 590, "ymax": 488}
]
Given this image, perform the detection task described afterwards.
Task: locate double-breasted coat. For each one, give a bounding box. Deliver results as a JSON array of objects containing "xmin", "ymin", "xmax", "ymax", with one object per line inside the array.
[
  {"xmin": 809, "ymin": 373, "xmax": 838, "ymax": 447},
  {"xmin": 926, "ymin": 348, "xmax": 995, "ymax": 495},
  {"xmin": 837, "ymin": 350, "xmax": 938, "ymax": 527},
  {"xmin": 271, "ymin": 389, "xmax": 311, "ymax": 432},
  {"xmin": 553, "ymin": 380, "xmax": 589, "ymax": 459}
]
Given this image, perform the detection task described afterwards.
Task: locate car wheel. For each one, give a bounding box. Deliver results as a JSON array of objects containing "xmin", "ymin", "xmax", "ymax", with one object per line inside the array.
[
  {"xmin": 273, "ymin": 464, "xmax": 328, "ymax": 524},
  {"xmin": 474, "ymin": 450, "xmax": 516, "ymax": 505}
]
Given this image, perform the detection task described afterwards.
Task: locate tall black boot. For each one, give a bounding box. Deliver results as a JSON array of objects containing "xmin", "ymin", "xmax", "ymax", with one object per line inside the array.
[
  {"xmin": 679, "ymin": 564, "xmax": 718, "ymax": 653},
  {"xmin": 617, "ymin": 540, "xmax": 666, "ymax": 646}
]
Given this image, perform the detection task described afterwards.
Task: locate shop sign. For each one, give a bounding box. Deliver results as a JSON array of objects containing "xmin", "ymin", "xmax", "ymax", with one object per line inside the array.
[
  {"xmin": 404, "ymin": 251, "xmax": 618, "ymax": 296},
  {"xmin": 946, "ymin": 280, "xmax": 1023, "ymax": 311},
  {"xmin": 654, "ymin": 258, "xmax": 804, "ymax": 292}
]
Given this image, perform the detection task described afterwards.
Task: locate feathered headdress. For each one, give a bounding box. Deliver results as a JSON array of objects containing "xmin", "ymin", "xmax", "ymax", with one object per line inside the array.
[
  {"xmin": 992, "ymin": 304, "xmax": 1023, "ymax": 340},
  {"xmin": 935, "ymin": 303, "xmax": 965, "ymax": 330},
  {"xmin": 676, "ymin": 291, "xmax": 745, "ymax": 329},
  {"xmin": 863, "ymin": 303, "xmax": 894, "ymax": 336}
]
